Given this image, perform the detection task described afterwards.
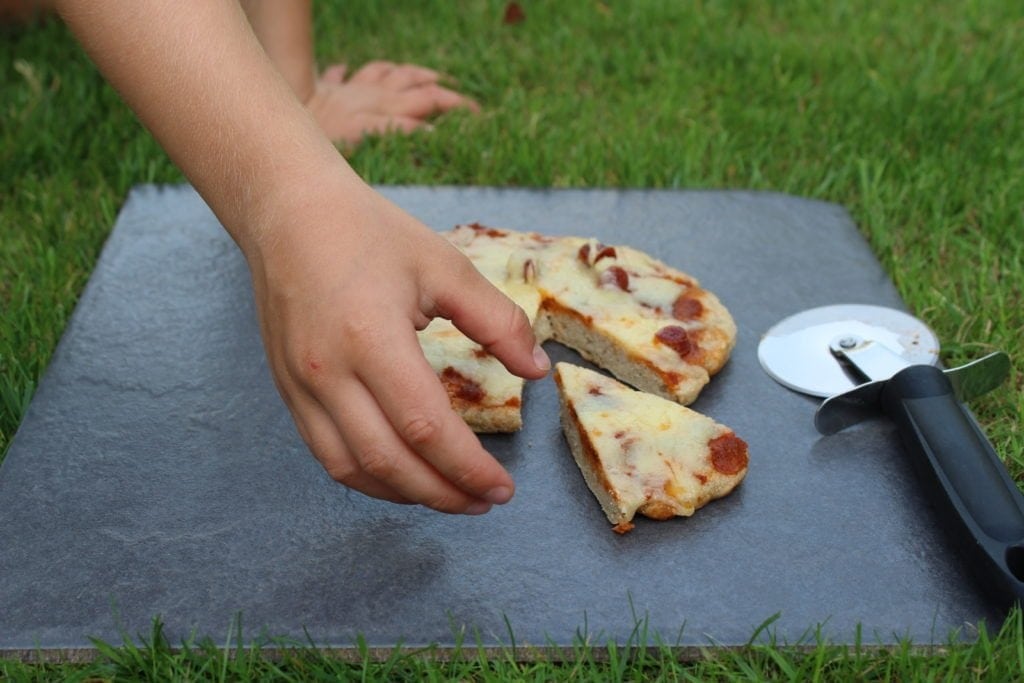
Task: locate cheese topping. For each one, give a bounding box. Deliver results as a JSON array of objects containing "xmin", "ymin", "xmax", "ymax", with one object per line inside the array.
[
  {"xmin": 416, "ymin": 224, "xmax": 737, "ymax": 428},
  {"xmin": 546, "ymin": 238, "xmax": 734, "ymax": 365},
  {"xmin": 555, "ymin": 362, "xmax": 733, "ymax": 519},
  {"xmin": 418, "ymin": 225, "xmax": 545, "ymax": 411}
]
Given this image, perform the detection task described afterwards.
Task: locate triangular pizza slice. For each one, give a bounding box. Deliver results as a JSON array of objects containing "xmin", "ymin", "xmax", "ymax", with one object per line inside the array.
[{"xmin": 553, "ymin": 362, "xmax": 749, "ymax": 533}]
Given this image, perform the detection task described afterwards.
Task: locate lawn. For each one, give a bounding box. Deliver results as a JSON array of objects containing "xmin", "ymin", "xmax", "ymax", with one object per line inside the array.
[{"xmin": 2, "ymin": 0, "xmax": 1023, "ymax": 678}]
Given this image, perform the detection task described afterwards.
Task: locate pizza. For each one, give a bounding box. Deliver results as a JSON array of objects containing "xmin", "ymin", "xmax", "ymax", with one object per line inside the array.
[
  {"xmin": 416, "ymin": 222, "xmax": 746, "ymax": 530},
  {"xmin": 536, "ymin": 234, "xmax": 736, "ymax": 406},
  {"xmin": 417, "ymin": 223, "xmax": 738, "ymax": 432},
  {"xmin": 418, "ymin": 225, "xmax": 547, "ymax": 432},
  {"xmin": 553, "ymin": 362, "xmax": 749, "ymax": 534}
]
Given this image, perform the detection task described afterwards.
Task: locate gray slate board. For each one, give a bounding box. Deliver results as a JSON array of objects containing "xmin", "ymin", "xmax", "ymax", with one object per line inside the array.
[{"xmin": 0, "ymin": 185, "xmax": 1001, "ymax": 658}]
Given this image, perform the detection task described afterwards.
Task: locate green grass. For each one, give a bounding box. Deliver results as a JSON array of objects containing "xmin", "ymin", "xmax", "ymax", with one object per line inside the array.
[
  {"xmin": 2, "ymin": 611, "xmax": 1024, "ymax": 681},
  {"xmin": 2, "ymin": 0, "xmax": 1023, "ymax": 678}
]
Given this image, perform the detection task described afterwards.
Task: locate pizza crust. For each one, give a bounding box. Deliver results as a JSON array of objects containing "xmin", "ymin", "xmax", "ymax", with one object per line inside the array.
[
  {"xmin": 553, "ymin": 362, "xmax": 749, "ymax": 533},
  {"xmin": 417, "ymin": 224, "xmax": 738, "ymax": 431},
  {"xmin": 414, "ymin": 223, "xmax": 748, "ymax": 531}
]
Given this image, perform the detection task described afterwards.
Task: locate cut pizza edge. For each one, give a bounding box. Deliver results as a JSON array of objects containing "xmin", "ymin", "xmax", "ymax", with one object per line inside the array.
[
  {"xmin": 538, "ymin": 299, "xmax": 713, "ymax": 407},
  {"xmin": 417, "ymin": 223, "xmax": 739, "ymax": 433},
  {"xmin": 553, "ymin": 362, "xmax": 749, "ymax": 534}
]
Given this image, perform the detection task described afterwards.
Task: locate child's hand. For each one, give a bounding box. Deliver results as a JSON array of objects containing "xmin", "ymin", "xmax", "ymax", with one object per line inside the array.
[
  {"xmin": 307, "ymin": 61, "xmax": 480, "ymax": 145},
  {"xmin": 245, "ymin": 179, "xmax": 549, "ymax": 513},
  {"xmin": 56, "ymin": 0, "xmax": 526, "ymax": 512}
]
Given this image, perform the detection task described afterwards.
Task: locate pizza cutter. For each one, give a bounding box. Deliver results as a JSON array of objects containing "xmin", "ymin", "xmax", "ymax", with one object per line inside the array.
[{"xmin": 758, "ymin": 304, "xmax": 1024, "ymax": 608}]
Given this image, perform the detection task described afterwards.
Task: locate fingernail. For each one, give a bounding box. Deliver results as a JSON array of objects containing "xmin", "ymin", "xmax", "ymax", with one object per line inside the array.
[
  {"xmin": 484, "ymin": 486, "xmax": 513, "ymax": 505},
  {"xmin": 465, "ymin": 501, "xmax": 492, "ymax": 515},
  {"xmin": 532, "ymin": 344, "xmax": 551, "ymax": 373}
]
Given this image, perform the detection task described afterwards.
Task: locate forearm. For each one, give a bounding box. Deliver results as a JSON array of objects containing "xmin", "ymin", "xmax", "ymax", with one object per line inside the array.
[
  {"xmin": 56, "ymin": 0, "xmax": 353, "ymax": 254},
  {"xmin": 240, "ymin": 0, "xmax": 317, "ymax": 103}
]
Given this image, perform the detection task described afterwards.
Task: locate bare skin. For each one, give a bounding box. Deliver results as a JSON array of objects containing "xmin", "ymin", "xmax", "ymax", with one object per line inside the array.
[
  {"xmin": 7, "ymin": 0, "xmax": 479, "ymax": 147},
  {"xmin": 241, "ymin": 0, "xmax": 479, "ymax": 146},
  {"xmin": 55, "ymin": 0, "xmax": 549, "ymax": 514},
  {"xmin": 305, "ymin": 61, "xmax": 480, "ymax": 146}
]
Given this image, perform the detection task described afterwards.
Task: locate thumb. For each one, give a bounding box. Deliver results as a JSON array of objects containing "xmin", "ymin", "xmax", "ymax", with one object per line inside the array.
[{"xmin": 432, "ymin": 263, "xmax": 550, "ymax": 380}]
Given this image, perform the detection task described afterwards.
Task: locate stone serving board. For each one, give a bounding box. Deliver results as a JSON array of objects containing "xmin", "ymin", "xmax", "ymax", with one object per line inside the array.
[{"xmin": 0, "ymin": 185, "xmax": 1001, "ymax": 659}]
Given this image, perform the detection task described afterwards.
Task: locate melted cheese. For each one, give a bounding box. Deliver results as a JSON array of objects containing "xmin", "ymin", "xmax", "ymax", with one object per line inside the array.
[
  {"xmin": 536, "ymin": 238, "xmax": 726, "ymax": 377},
  {"xmin": 555, "ymin": 362, "xmax": 726, "ymax": 519},
  {"xmin": 418, "ymin": 226, "xmax": 545, "ymax": 408},
  {"xmin": 417, "ymin": 224, "xmax": 737, "ymax": 427}
]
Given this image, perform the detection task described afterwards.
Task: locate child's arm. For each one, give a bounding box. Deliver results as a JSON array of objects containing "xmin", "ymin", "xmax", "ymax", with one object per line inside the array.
[{"xmin": 57, "ymin": 0, "xmax": 548, "ymax": 513}]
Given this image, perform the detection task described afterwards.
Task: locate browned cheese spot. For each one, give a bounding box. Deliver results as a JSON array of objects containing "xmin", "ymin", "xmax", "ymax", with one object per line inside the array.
[{"xmin": 440, "ymin": 367, "xmax": 486, "ymax": 403}]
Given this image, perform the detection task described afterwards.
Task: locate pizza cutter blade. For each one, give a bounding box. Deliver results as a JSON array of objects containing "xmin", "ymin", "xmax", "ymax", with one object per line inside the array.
[{"xmin": 759, "ymin": 304, "xmax": 1024, "ymax": 609}]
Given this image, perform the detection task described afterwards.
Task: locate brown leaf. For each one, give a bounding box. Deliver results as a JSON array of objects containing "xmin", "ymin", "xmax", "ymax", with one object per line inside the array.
[{"xmin": 503, "ymin": 1, "xmax": 525, "ymax": 25}]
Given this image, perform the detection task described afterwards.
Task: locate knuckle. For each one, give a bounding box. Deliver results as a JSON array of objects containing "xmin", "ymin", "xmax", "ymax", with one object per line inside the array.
[
  {"xmin": 302, "ymin": 433, "xmax": 358, "ymax": 485},
  {"xmin": 486, "ymin": 304, "xmax": 532, "ymax": 352},
  {"xmin": 505, "ymin": 304, "xmax": 532, "ymax": 339},
  {"xmin": 339, "ymin": 316, "xmax": 383, "ymax": 348},
  {"xmin": 358, "ymin": 446, "xmax": 396, "ymax": 480},
  {"xmin": 400, "ymin": 412, "xmax": 444, "ymax": 448},
  {"xmin": 296, "ymin": 421, "xmax": 334, "ymax": 458},
  {"xmin": 422, "ymin": 490, "xmax": 466, "ymax": 514},
  {"xmin": 362, "ymin": 60, "xmax": 393, "ymax": 77},
  {"xmin": 302, "ymin": 431, "xmax": 329, "ymax": 457},
  {"xmin": 325, "ymin": 462, "xmax": 360, "ymax": 487},
  {"xmin": 448, "ymin": 458, "xmax": 490, "ymax": 491},
  {"xmin": 282, "ymin": 343, "xmax": 327, "ymax": 389},
  {"xmin": 451, "ymin": 252, "xmax": 482, "ymax": 281}
]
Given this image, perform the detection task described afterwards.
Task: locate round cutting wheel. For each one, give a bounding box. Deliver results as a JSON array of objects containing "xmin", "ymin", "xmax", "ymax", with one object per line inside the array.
[{"xmin": 757, "ymin": 304, "xmax": 940, "ymax": 398}]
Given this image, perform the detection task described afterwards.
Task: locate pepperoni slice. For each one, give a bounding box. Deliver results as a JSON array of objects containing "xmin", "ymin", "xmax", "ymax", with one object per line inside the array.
[
  {"xmin": 599, "ymin": 266, "xmax": 630, "ymax": 291},
  {"xmin": 654, "ymin": 325, "xmax": 695, "ymax": 359},
  {"xmin": 578, "ymin": 243, "xmax": 591, "ymax": 263},
  {"xmin": 467, "ymin": 222, "xmax": 507, "ymax": 238},
  {"xmin": 709, "ymin": 433, "xmax": 749, "ymax": 475},
  {"xmin": 578, "ymin": 242, "xmax": 617, "ymax": 265},
  {"xmin": 672, "ymin": 295, "xmax": 703, "ymax": 321}
]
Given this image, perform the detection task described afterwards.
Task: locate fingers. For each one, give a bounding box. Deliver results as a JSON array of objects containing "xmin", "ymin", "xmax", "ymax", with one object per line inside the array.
[
  {"xmin": 349, "ymin": 61, "xmax": 441, "ymax": 89},
  {"xmin": 305, "ymin": 335, "xmax": 505, "ymax": 511},
  {"xmin": 346, "ymin": 60, "xmax": 399, "ymax": 84},
  {"xmin": 320, "ymin": 63, "xmax": 348, "ymax": 85},
  {"xmin": 269, "ymin": 275, "xmax": 511, "ymax": 513},
  {"xmin": 430, "ymin": 261, "xmax": 550, "ymax": 380},
  {"xmin": 349, "ymin": 62, "xmax": 480, "ymax": 115},
  {"xmin": 393, "ymin": 84, "xmax": 480, "ymax": 118},
  {"xmin": 273, "ymin": 364, "xmax": 413, "ymax": 504},
  {"xmin": 292, "ymin": 399, "xmax": 413, "ymax": 505},
  {"xmin": 250, "ymin": 195, "xmax": 531, "ymax": 516},
  {"xmin": 278, "ymin": 332, "xmax": 500, "ymax": 514},
  {"xmin": 383, "ymin": 65, "xmax": 443, "ymax": 90},
  {"xmin": 333, "ymin": 394, "xmax": 489, "ymax": 515},
  {"xmin": 352, "ymin": 323, "xmax": 516, "ymax": 505},
  {"xmin": 309, "ymin": 60, "xmax": 479, "ymax": 145}
]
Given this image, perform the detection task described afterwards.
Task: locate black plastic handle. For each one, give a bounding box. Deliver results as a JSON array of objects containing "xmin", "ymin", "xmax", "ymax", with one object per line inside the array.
[{"xmin": 881, "ymin": 364, "xmax": 1024, "ymax": 608}]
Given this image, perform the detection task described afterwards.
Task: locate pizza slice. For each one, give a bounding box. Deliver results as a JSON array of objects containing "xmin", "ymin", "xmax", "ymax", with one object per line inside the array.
[
  {"xmin": 553, "ymin": 362, "xmax": 749, "ymax": 533},
  {"xmin": 536, "ymin": 236, "xmax": 737, "ymax": 406},
  {"xmin": 417, "ymin": 224, "xmax": 546, "ymax": 432}
]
